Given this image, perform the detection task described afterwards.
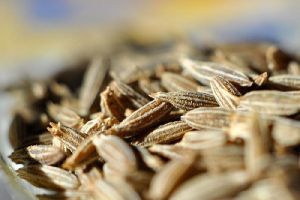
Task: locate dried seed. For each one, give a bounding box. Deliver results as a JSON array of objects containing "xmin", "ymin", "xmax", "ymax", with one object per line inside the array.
[
  {"xmin": 170, "ymin": 171, "xmax": 250, "ymax": 200},
  {"xmin": 36, "ymin": 190, "xmax": 93, "ymax": 200},
  {"xmin": 269, "ymin": 74, "xmax": 300, "ymax": 90},
  {"xmin": 239, "ymin": 90, "xmax": 300, "ymax": 115},
  {"xmin": 138, "ymin": 78, "xmax": 165, "ymax": 95},
  {"xmin": 161, "ymin": 72, "xmax": 201, "ymax": 92},
  {"xmin": 111, "ymin": 80, "xmax": 149, "ymax": 109},
  {"xmin": 182, "ymin": 107, "xmax": 233, "ymax": 131},
  {"xmin": 135, "ymin": 121, "xmax": 192, "ymax": 147},
  {"xmin": 272, "ymin": 117, "xmax": 300, "ymax": 147},
  {"xmin": 266, "ymin": 45, "xmax": 292, "ymax": 72},
  {"xmin": 149, "ymin": 144, "xmax": 195, "ymax": 160},
  {"xmin": 109, "ymin": 99, "xmax": 173, "ymax": 137},
  {"xmin": 135, "ymin": 146, "xmax": 164, "ymax": 171},
  {"xmin": 17, "ymin": 165, "xmax": 79, "ymax": 190},
  {"xmin": 151, "ymin": 91, "xmax": 218, "ymax": 111},
  {"xmin": 180, "ymin": 57, "xmax": 253, "ymax": 86},
  {"xmin": 250, "ymin": 72, "xmax": 269, "ymax": 86},
  {"xmin": 47, "ymin": 103, "xmax": 83, "ymax": 129},
  {"xmin": 26, "ymin": 145, "xmax": 65, "ymax": 165},
  {"xmin": 93, "ymin": 135, "xmax": 137, "ymax": 174},
  {"xmin": 100, "ymin": 86, "xmax": 125, "ymax": 121},
  {"xmin": 79, "ymin": 57, "xmax": 108, "ymax": 116},
  {"xmin": 148, "ymin": 158, "xmax": 194, "ymax": 200},
  {"xmin": 178, "ymin": 130, "xmax": 226, "ymax": 150},
  {"xmin": 47, "ymin": 122, "xmax": 87, "ymax": 152},
  {"xmin": 210, "ymin": 76, "xmax": 241, "ymax": 109}
]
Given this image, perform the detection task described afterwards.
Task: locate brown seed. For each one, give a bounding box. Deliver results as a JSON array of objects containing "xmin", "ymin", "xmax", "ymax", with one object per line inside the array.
[
  {"xmin": 182, "ymin": 107, "xmax": 233, "ymax": 131},
  {"xmin": 161, "ymin": 72, "xmax": 201, "ymax": 92},
  {"xmin": 109, "ymin": 99, "xmax": 174, "ymax": 137},
  {"xmin": 135, "ymin": 121, "xmax": 192, "ymax": 147},
  {"xmin": 149, "ymin": 144, "xmax": 195, "ymax": 160},
  {"xmin": 17, "ymin": 165, "xmax": 79, "ymax": 190},
  {"xmin": 47, "ymin": 122, "xmax": 87, "ymax": 152},
  {"xmin": 100, "ymin": 86, "xmax": 125, "ymax": 121},
  {"xmin": 110, "ymin": 80, "xmax": 150, "ymax": 109},
  {"xmin": 210, "ymin": 76, "xmax": 241, "ymax": 109},
  {"xmin": 180, "ymin": 57, "xmax": 253, "ymax": 86},
  {"xmin": 138, "ymin": 78, "xmax": 165, "ymax": 95},
  {"xmin": 151, "ymin": 91, "xmax": 219, "ymax": 111}
]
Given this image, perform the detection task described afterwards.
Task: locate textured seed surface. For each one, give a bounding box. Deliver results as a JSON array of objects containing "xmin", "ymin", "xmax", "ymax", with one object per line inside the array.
[
  {"xmin": 210, "ymin": 76, "xmax": 241, "ymax": 109},
  {"xmin": 180, "ymin": 57, "xmax": 253, "ymax": 86},
  {"xmin": 26, "ymin": 145, "xmax": 65, "ymax": 165},
  {"xmin": 161, "ymin": 72, "xmax": 201, "ymax": 92},
  {"xmin": 135, "ymin": 120, "xmax": 192, "ymax": 147},
  {"xmin": 17, "ymin": 165, "xmax": 79, "ymax": 190},
  {"xmin": 182, "ymin": 107, "xmax": 233, "ymax": 131},
  {"xmin": 151, "ymin": 91, "xmax": 219, "ymax": 111}
]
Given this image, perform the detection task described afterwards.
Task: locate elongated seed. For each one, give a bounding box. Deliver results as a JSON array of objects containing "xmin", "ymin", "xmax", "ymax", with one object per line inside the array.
[
  {"xmin": 182, "ymin": 107, "xmax": 233, "ymax": 131},
  {"xmin": 26, "ymin": 145, "xmax": 65, "ymax": 165},
  {"xmin": 151, "ymin": 91, "xmax": 219, "ymax": 111},
  {"xmin": 180, "ymin": 57, "xmax": 253, "ymax": 86},
  {"xmin": 161, "ymin": 72, "xmax": 200, "ymax": 92}
]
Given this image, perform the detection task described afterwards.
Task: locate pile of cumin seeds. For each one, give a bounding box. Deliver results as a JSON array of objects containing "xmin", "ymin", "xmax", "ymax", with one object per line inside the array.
[{"xmin": 8, "ymin": 42, "xmax": 300, "ymax": 200}]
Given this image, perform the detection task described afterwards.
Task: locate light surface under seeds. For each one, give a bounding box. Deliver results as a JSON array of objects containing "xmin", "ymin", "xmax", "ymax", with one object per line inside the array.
[
  {"xmin": 109, "ymin": 99, "xmax": 174, "ymax": 137},
  {"xmin": 210, "ymin": 76, "xmax": 241, "ymax": 109},
  {"xmin": 135, "ymin": 120, "xmax": 192, "ymax": 147},
  {"xmin": 17, "ymin": 165, "xmax": 79, "ymax": 190},
  {"xmin": 151, "ymin": 91, "xmax": 219, "ymax": 111},
  {"xmin": 239, "ymin": 90, "xmax": 300, "ymax": 115},
  {"xmin": 182, "ymin": 107, "xmax": 233, "ymax": 131},
  {"xmin": 161, "ymin": 72, "xmax": 201, "ymax": 92},
  {"xmin": 180, "ymin": 57, "xmax": 253, "ymax": 87}
]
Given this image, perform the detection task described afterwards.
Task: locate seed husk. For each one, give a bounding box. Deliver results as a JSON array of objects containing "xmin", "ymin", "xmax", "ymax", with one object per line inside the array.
[{"xmin": 151, "ymin": 91, "xmax": 219, "ymax": 111}]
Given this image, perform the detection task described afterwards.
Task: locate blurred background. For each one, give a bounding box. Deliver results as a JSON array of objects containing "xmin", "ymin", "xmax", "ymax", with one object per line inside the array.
[
  {"xmin": 1, "ymin": 0, "xmax": 300, "ymax": 88},
  {"xmin": 0, "ymin": 0, "xmax": 300, "ymax": 198}
]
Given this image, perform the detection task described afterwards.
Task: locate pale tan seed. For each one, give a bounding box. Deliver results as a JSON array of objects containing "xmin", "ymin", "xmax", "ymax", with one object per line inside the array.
[
  {"xmin": 79, "ymin": 57, "xmax": 108, "ymax": 116},
  {"xmin": 239, "ymin": 90, "xmax": 300, "ymax": 115},
  {"xmin": 210, "ymin": 76, "xmax": 241, "ymax": 109},
  {"xmin": 93, "ymin": 135, "xmax": 137, "ymax": 174},
  {"xmin": 80, "ymin": 118, "xmax": 103, "ymax": 135},
  {"xmin": 148, "ymin": 157, "xmax": 194, "ymax": 200},
  {"xmin": 170, "ymin": 171, "xmax": 250, "ymax": 200},
  {"xmin": 178, "ymin": 130, "xmax": 226, "ymax": 150},
  {"xmin": 161, "ymin": 72, "xmax": 200, "ymax": 92},
  {"xmin": 47, "ymin": 122, "xmax": 87, "ymax": 152},
  {"xmin": 249, "ymin": 72, "xmax": 268, "ymax": 86},
  {"xmin": 135, "ymin": 121, "xmax": 192, "ymax": 147},
  {"xmin": 269, "ymin": 74, "xmax": 300, "ymax": 90},
  {"xmin": 288, "ymin": 61, "xmax": 300, "ymax": 75},
  {"xmin": 201, "ymin": 145, "xmax": 245, "ymax": 172},
  {"xmin": 180, "ymin": 57, "xmax": 253, "ymax": 86},
  {"xmin": 272, "ymin": 117, "xmax": 300, "ymax": 147},
  {"xmin": 26, "ymin": 145, "xmax": 65, "ymax": 165},
  {"xmin": 149, "ymin": 144, "xmax": 195, "ymax": 160},
  {"xmin": 36, "ymin": 190, "xmax": 93, "ymax": 200},
  {"xmin": 244, "ymin": 113, "xmax": 272, "ymax": 179},
  {"xmin": 151, "ymin": 91, "xmax": 218, "ymax": 111},
  {"xmin": 47, "ymin": 103, "xmax": 83, "ymax": 129},
  {"xmin": 182, "ymin": 107, "xmax": 233, "ymax": 131},
  {"xmin": 100, "ymin": 86, "xmax": 125, "ymax": 121},
  {"xmin": 135, "ymin": 146, "xmax": 165, "ymax": 171},
  {"xmin": 17, "ymin": 165, "xmax": 79, "ymax": 190},
  {"xmin": 109, "ymin": 99, "xmax": 173, "ymax": 137}
]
